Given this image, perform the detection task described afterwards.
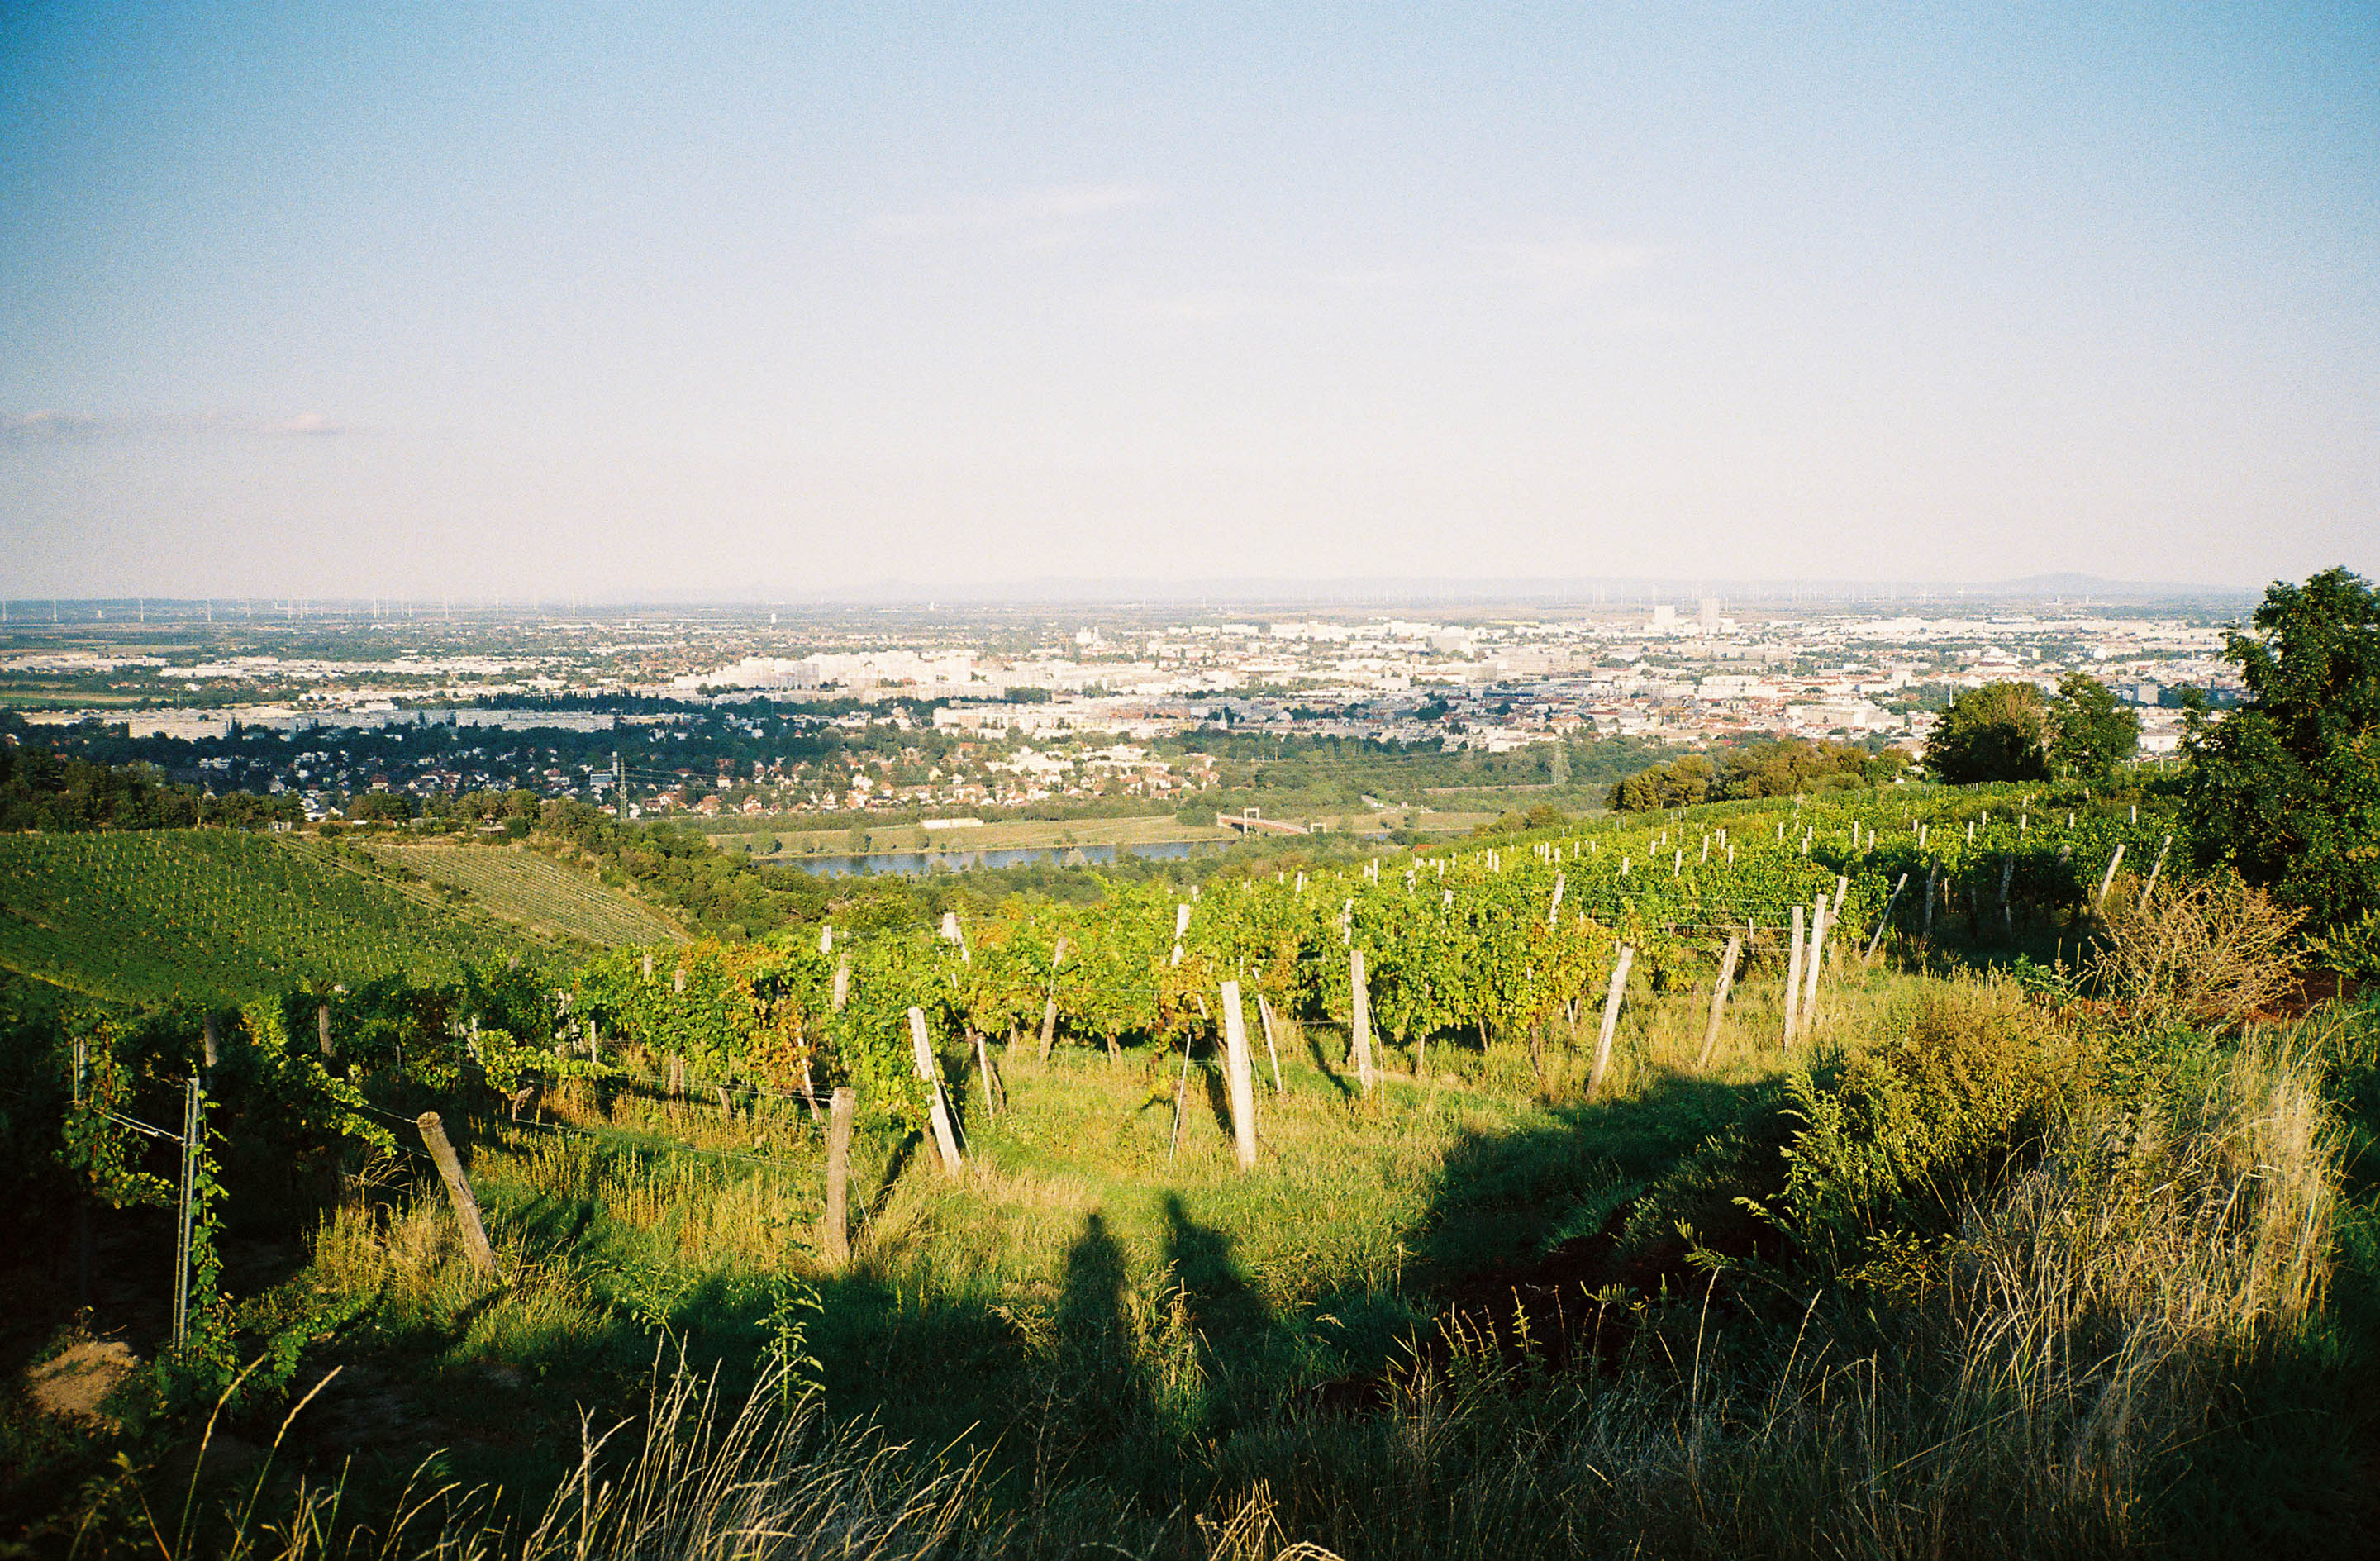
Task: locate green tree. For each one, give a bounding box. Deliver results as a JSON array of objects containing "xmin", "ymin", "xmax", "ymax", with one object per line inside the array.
[
  {"xmin": 1608, "ymin": 754, "xmax": 1716, "ymax": 811},
  {"xmin": 1711, "ymin": 738, "xmax": 1897, "ymax": 800},
  {"xmin": 2183, "ymin": 566, "xmax": 2380, "ymax": 927},
  {"xmin": 1925, "ymin": 682, "xmax": 2049, "ymax": 785},
  {"xmin": 2045, "ymin": 673, "xmax": 2139, "ymax": 780},
  {"xmin": 346, "ymin": 792, "xmax": 417, "ymax": 823}
]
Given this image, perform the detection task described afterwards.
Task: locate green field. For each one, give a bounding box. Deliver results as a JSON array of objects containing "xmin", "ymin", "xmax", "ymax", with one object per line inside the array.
[
  {"xmin": 367, "ymin": 841, "xmax": 688, "ymax": 947},
  {"xmin": 0, "ymin": 829, "xmax": 527, "ymax": 1003},
  {"xmin": 719, "ymin": 805, "xmax": 1497, "ymax": 860}
]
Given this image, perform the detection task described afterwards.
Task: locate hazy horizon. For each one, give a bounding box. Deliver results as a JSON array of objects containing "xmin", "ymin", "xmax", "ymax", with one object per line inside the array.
[
  {"xmin": 4, "ymin": 5, "xmax": 2373, "ymax": 600},
  {"xmin": 0, "ymin": 570, "xmax": 2272, "ymax": 620}
]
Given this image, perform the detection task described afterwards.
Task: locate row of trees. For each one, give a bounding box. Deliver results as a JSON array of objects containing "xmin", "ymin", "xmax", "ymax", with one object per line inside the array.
[
  {"xmin": 1928, "ymin": 568, "xmax": 2379, "ymax": 938},
  {"xmin": 1925, "ymin": 674, "xmax": 2141, "ymax": 785},
  {"xmin": 0, "ymin": 746, "xmax": 301, "ymax": 832},
  {"xmin": 1609, "ymin": 739, "xmax": 1907, "ymax": 812}
]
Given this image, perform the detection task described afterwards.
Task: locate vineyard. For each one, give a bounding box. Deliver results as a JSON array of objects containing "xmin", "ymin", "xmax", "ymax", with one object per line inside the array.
[
  {"xmin": 364, "ymin": 841, "xmax": 689, "ymax": 948},
  {"xmin": 524, "ymin": 777, "xmax": 2181, "ymax": 1123},
  {"xmin": 0, "ymin": 830, "xmax": 530, "ymax": 1005},
  {"xmin": 10, "ymin": 772, "xmax": 2374, "ymax": 1560}
]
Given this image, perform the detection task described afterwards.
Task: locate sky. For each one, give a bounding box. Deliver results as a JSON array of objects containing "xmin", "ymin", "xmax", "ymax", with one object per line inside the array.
[{"xmin": 1, "ymin": 2, "xmax": 2373, "ymax": 601}]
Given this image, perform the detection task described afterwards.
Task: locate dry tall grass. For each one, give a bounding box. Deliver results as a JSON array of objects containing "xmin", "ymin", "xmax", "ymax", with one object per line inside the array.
[
  {"xmin": 192, "ymin": 1366, "xmax": 983, "ymax": 1561},
  {"xmin": 2093, "ymin": 877, "xmax": 2305, "ymax": 1026},
  {"xmin": 1180, "ymin": 1025, "xmax": 2344, "ymax": 1560}
]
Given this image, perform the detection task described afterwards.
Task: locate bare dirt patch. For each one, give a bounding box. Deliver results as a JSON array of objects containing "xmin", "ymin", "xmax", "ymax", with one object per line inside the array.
[{"xmin": 26, "ymin": 1339, "xmax": 138, "ymax": 1429}]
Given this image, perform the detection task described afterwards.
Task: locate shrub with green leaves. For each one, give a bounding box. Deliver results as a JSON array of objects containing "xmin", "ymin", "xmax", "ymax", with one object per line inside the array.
[{"xmin": 1768, "ymin": 982, "xmax": 2091, "ymax": 1279}]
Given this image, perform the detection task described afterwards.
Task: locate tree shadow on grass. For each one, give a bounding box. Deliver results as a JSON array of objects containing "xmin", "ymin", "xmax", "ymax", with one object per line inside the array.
[{"xmin": 1402, "ymin": 1064, "xmax": 1792, "ymax": 1299}]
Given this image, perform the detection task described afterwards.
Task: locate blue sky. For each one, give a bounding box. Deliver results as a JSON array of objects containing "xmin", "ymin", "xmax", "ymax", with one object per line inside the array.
[{"xmin": 2, "ymin": 3, "xmax": 2373, "ymax": 599}]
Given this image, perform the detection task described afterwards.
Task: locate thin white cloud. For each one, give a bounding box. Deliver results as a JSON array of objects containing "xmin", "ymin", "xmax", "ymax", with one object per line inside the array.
[
  {"xmin": 2, "ymin": 409, "xmax": 351, "ymax": 443},
  {"xmin": 1109, "ymin": 284, "xmax": 1278, "ymax": 324}
]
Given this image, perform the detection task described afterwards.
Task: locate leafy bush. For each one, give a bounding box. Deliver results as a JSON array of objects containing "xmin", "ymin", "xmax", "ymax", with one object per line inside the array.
[
  {"xmin": 1768, "ymin": 981, "xmax": 2087, "ymax": 1279},
  {"xmin": 1608, "ymin": 740, "xmax": 1900, "ymax": 813},
  {"xmin": 2311, "ymin": 910, "xmax": 2380, "ymax": 981}
]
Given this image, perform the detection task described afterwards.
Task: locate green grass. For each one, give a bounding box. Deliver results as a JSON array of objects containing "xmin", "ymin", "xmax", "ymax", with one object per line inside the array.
[
  {"xmin": 365, "ymin": 841, "xmax": 688, "ymax": 947},
  {"xmin": 19, "ymin": 983, "xmax": 2378, "ymax": 1559},
  {"xmin": 98, "ymin": 970, "xmax": 2371, "ymax": 1560},
  {"xmin": 0, "ymin": 830, "xmax": 529, "ymax": 1003},
  {"xmin": 170, "ymin": 965, "xmax": 1903, "ymax": 1502}
]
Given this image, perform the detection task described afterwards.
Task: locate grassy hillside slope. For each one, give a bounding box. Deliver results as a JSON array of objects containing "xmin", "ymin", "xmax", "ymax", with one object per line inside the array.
[
  {"xmin": 366, "ymin": 840, "xmax": 688, "ymax": 947},
  {"xmin": 0, "ymin": 830, "xmax": 528, "ymax": 1003}
]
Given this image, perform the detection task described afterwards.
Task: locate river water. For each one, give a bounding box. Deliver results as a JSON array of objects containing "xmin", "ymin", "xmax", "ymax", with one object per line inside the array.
[{"xmin": 782, "ymin": 837, "xmax": 1231, "ymax": 877}]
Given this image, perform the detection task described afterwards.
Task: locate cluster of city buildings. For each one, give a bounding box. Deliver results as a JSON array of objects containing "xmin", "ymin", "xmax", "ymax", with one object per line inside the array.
[
  {"xmin": 649, "ymin": 606, "xmax": 2224, "ymax": 757},
  {"xmin": 6, "ymin": 602, "xmax": 2240, "ymax": 821}
]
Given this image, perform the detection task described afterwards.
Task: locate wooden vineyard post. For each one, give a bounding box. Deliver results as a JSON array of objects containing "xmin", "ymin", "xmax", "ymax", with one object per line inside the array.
[
  {"xmin": 2138, "ymin": 835, "xmax": 2173, "ymax": 909},
  {"xmin": 1799, "ymin": 893, "xmax": 1828, "ymax": 1037},
  {"xmin": 70, "ymin": 1039, "xmax": 90, "ymax": 1309},
  {"xmin": 832, "ymin": 955, "xmax": 850, "ymax": 1012},
  {"xmin": 171, "ymin": 1077, "xmax": 200, "ymax": 1349},
  {"xmin": 1783, "ymin": 905, "xmax": 1806, "ymax": 1046},
  {"xmin": 202, "ymin": 1013, "xmax": 220, "ymax": 1071},
  {"xmin": 1349, "ymin": 948, "xmax": 1377, "ymax": 1096},
  {"xmin": 973, "ymin": 1030, "xmax": 1003, "ymax": 1116},
  {"xmin": 1039, "ymin": 937, "xmax": 1067, "ymax": 1060},
  {"xmin": 822, "ymin": 1087, "xmax": 854, "ymax": 1267},
  {"xmin": 1921, "ymin": 862, "xmax": 1937, "ymax": 940},
  {"xmin": 1998, "ymin": 857, "xmax": 2016, "ymax": 941},
  {"xmin": 416, "ymin": 1112, "xmax": 500, "ymax": 1278},
  {"xmin": 2096, "ymin": 843, "xmax": 2126, "ymax": 909},
  {"xmin": 907, "ymin": 1007, "xmax": 964, "ymax": 1178},
  {"xmin": 317, "ymin": 1002, "xmax": 332, "ymax": 1059},
  {"xmin": 1587, "ymin": 945, "xmax": 1634, "ymax": 1101},
  {"xmin": 1255, "ymin": 991, "xmax": 1286, "ymax": 1093},
  {"xmin": 1696, "ymin": 933, "xmax": 1744, "ymax": 1072},
  {"xmin": 1220, "ymin": 981, "xmax": 1259, "ymax": 1172},
  {"xmin": 1168, "ymin": 1021, "xmax": 1196, "ymax": 1162},
  {"xmin": 1866, "ymin": 873, "xmax": 1911, "ymax": 961}
]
